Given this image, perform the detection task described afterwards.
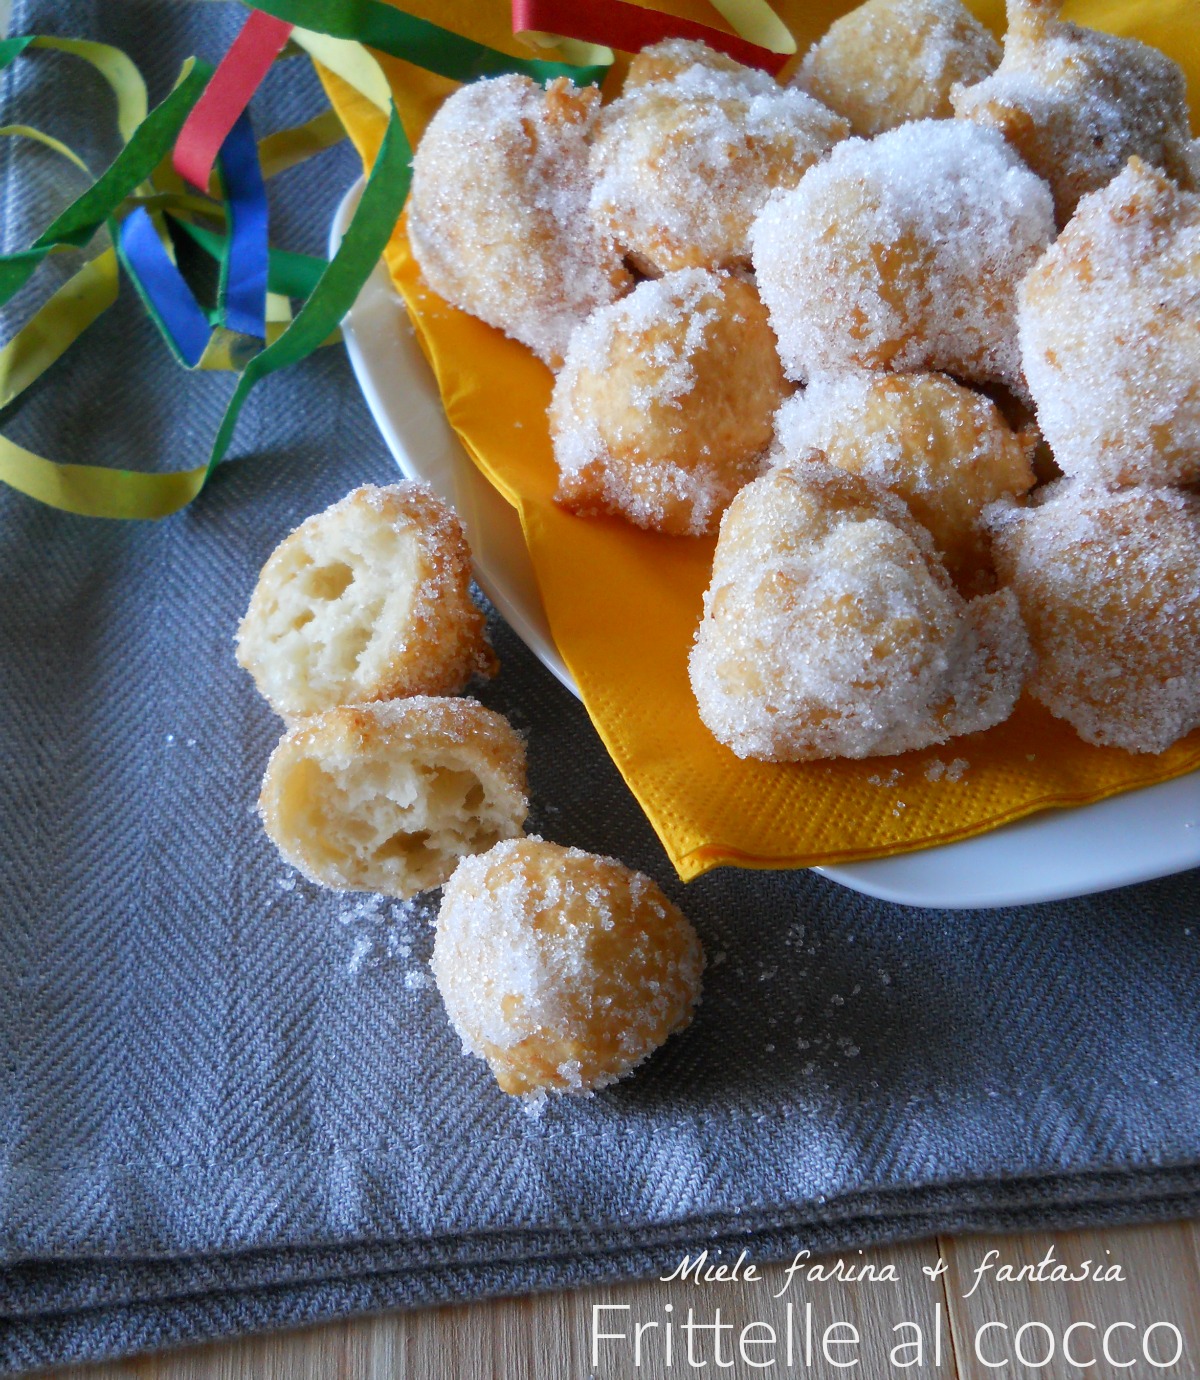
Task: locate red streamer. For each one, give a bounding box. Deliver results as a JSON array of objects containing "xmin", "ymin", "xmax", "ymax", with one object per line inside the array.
[
  {"xmin": 512, "ymin": 0, "xmax": 789, "ymax": 75},
  {"xmin": 173, "ymin": 10, "xmax": 294, "ymax": 192}
]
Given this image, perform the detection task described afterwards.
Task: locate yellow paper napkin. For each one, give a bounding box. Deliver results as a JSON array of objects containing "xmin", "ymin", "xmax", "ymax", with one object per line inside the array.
[{"xmin": 321, "ymin": 0, "xmax": 1200, "ymax": 881}]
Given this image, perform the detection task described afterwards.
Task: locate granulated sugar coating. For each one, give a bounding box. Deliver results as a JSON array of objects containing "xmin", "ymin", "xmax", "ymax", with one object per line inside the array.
[
  {"xmin": 236, "ymin": 483, "xmax": 494, "ymax": 721},
  {"xmin": 991, "ymin": 483, "xmax": 1200, "ymax": 755},
  {"xmin": 258, "ymin": 697, "xmax": 529, "ymax": 898},
  {"xmin": 750, "ymin": 120, "xmax": 1054, "ymax": 392},
  {"xmin": 951, "ymin": 0, "xmax": 1195, "ymax": 227},
  {"xmin": 589, "ymin": 62, "xmax": 848, "ymax": 273},
  {"xmin": 796, "ymin": 0, "xmax": 1000, "ymax": 138},
  {"xmin": 689, "ymin": 461, "xmax": 1029, "ymax": 761},
  {"xmin": 624, "ymin": 38, "xmax": 775, "ymax": 94},
  {"xmin": 1019, "ymin": 159, "xmax": 1200, "ymax": 489},
  {"xmin": 551, "ymin": 269, "xmax": 791, "ymax": 535},
  {"xmin": 772, "ymin": 372, "xmax": 1036, "ymax": 594},
  {"xmin": 407, "ymin": 76, "xmax": 630, "ymax": 369},
  {"xmin": 432, "ymin": 838, "xmax": 704, "ymax": 1096}
]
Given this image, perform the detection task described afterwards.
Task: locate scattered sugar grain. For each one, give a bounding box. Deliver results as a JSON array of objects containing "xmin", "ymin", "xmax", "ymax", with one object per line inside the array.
[{"xmin": 521, "ymin": 1088, "xmax": 549, "ymax": 1120}]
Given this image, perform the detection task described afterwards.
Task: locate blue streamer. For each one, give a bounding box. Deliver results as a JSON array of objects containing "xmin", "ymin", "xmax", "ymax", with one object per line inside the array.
[
  {"xmin": 217, "ymin": 110, "xmax": 268, "ymax": 340},
  {"xmin": 117, "ymin": 207, "xmax": 212, "ymax": 367}
]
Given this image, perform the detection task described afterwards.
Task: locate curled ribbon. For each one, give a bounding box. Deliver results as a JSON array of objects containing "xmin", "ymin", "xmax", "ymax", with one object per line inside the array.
[
  {"xmin": 511, "ymin": 0, "xmax": 794, "ymax": 74},
  {"xmin": 0, "ymin": 1, "xmax": 792, "ymax": 520}
]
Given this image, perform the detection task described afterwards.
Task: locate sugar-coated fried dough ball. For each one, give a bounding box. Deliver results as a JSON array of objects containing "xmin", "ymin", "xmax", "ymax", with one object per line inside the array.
[
  {"xmin": 1019, "ymin": 159, "xmax": 1200, "ymax": 488},
  {"xmin": 797, "ymin": 0, "xmax": 1000, "ymax": 138},
  {"xmin": 991, "ymin": 484, "xmax": 1200, "ymax": 754},
  {"xmin": 590, "ymin": 63, "xmax": 848, "ymax": 273},
  {"xmin": 259, "ymin": 698, "xmax": 528, "ymax": 897},
  {"xmin": 773, "ymin": 373, "xmax": 1036, "ymax": 593},
  {"xmin": 408, "ymin": 75, "xmax": 630, "ymax": 368},
  {"xmin": 624, "ymin": 38, "xmax": 769, "ymax": 93},
  {"xmin": 432, "ymin": 838, "xmax": 703, "ymax": 1096},
  {"xmin": 237, "ymin": 483, "xmax": 493, "ymax": 721},
  {"xmin": 951, "ymin": 0, "xmax": 1195, "ymax": 226},
  {"xmin": 750, "ymin": 120, "xmax": 1054, "ymax": 393},
  {"xmin": 690, "ymin": 461, "xmax": 1029, "ymax": 761},
  {"xmin": 551, "ymin": 270, "xmax": 791, "ymax": 536}
]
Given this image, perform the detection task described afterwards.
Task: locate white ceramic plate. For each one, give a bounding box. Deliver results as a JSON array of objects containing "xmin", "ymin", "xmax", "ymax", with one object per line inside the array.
[{"xmin": 331, "ymin": 185, "xmax": 1200, "ymax": 909}]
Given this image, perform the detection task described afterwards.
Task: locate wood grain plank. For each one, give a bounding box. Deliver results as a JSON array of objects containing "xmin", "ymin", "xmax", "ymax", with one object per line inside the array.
[{"xmin": 941, "ymin": 1223, "xmax": 1200, "ymax": 1380}]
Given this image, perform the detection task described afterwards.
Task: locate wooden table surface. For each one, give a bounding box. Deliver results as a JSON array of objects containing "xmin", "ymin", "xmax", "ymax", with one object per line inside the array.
[{"xmin": 54, "ymin": 1219, "xmax": 1200, "ymax": 1379}]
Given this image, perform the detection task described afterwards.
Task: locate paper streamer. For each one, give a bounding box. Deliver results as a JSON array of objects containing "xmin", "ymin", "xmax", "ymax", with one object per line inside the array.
[
  {"xmin": 208, "ymin": 100, "xmax": 412, "ymax": 469},
  {"xmin": 2, "ymin": 1, "xmax": 609, "ymax": 522},
  {"xmin": 256, "ymin": 106, "xmax": 344, "ymax": 178},
  {"xmin": 705, "ymin": 0, "xmax": 795, "ymax": 56},
  {"xmin": 0, "ymin": 434, "xmax": 209, "ymax": 519},
  {"xmin": 511, "ymin": 0, "xmax": 792, "ymax": 72},
  {"xmin": 173, "ymin": 217, "xmax": 326, "ymax": 302},
  {"xmin": 173, "ymin": 8, "xmax": 293, "ymax": 192},
  {"xmin": 215, "ymin": 111, "xmax": 269, "ymax": 339},
  {"xmin": 0, "ymin": 36, "xmax": 148, "ymax": 138},
  {"xmin": 0, "ymin": 36, "xmax": 36, "ymax": 70},
  {"xmin": 0, "ymin": 250, "xmax": 118, "ymax": 408},
  {"xmin": 249, "ymin": 0, "xmax": 611, "ymax": 85},
  {"xmin": 0, "ymin": 57, "xmax": 208, "ymax": 306},
  {"xmin": 0, "ymin": 121, "xmax": 92, "ymax": 177},
  {"xmin": 120, "ymin": 105, "xmax": 270, "ymax": 361},
  {"xmin": 117, "ymin": 207, "xmax": 213, "ymax": 366}
]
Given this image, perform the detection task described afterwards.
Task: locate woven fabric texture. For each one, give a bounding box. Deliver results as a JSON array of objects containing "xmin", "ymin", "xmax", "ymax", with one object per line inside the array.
[{"xmin": 1, "ymin": 3, "xmax": 1198, "ymax": 1373}]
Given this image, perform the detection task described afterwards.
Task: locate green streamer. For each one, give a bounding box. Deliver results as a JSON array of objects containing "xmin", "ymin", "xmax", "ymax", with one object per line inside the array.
[
  {"xmin": 247, "ymin": 0, "xmax": 609, "ymax": 84},
  {"xmin": 0, "ymin": 57, "xmax": 210, "ymax": 306},
  {"xmin": 0, "ymin": 36, "xmax": 35, "ymax": 70},
  {"xmin": 171, "ymin": 215, "xmax": 327, "ymax": 300}
]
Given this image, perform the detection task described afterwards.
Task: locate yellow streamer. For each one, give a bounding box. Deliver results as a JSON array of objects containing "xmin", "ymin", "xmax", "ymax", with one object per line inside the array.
[
  {"xmin": 27, "ymin": 37, "xmax": 148, "ymax": 142},
  {"xmin": 706, "ymin": 0, "xmax": 797, "ymax": 53},
  {"xmin": 510, "ymin": 30, "xmax": 614, "ymax": 68},
  {"xmin": 0, "ymin": 123, "xmax": 92, "ymax": 176},
  {"xmin": 0, "ymin": 435, "xmax": 207, "ymax": 519},
  {"xmin": 0, "ymin": 248, "xmax": 118, "ymax": 408},
  {"xmin": 257, "ymin": 107, "xmax": 347, "ymax": 178},
  {"xmin": 288, "ymin": 28, "xmax": 394, "ymax": 112}
]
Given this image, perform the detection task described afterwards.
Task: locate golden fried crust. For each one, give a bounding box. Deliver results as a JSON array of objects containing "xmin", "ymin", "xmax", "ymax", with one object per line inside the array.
[
  {"xmin": 773, "ymin": 372, "xmax": 1036, "ymax": 594},
  {"xmin": 551, "ymin": 270, "xmax": 792, "ymax": 535},
  {"xmin": 408, "ymin": 75, "xmax": 630, "ymax": 368},
  {"xmin": 590, "ymin": 66, "xmax": 848, "ymax": 273},
  {"xmin": 258, "ymin": 697, "xmax": 529, "ymax": 897},
  {"xmin": 236, "ymin": 483, "xmax": 494, "ymax": 721},
  {"xmin": 432, "ymin": 838, "xmax": 704, "ymax": 1095},
  {"xmin": 690, "ymin": 459, "xmax": 1029, "ymax": 761},
  {"xmin": 951, "ymin": 0, "xmax": 1196, "ymax": 226},
  {"xmin": 625, "ymin": 38, "xmax": 764, "ymax": 92},
  {"xmin": 1018, "ymin": 159, "xmax": 1200, "ymax": 488},
  {"xmin": 991, "ymin": 484, "xmax": 1200, "ymax": 754},
  {"xmin": 798, "ymin": 0, "xmax": 1000, "ymax": 138}
]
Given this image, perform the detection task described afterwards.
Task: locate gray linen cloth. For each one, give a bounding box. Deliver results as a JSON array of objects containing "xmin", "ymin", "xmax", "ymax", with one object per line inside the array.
[{"xmin": 2, "ymin": 2, "xmax": 1199, "ymax": 1372}]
